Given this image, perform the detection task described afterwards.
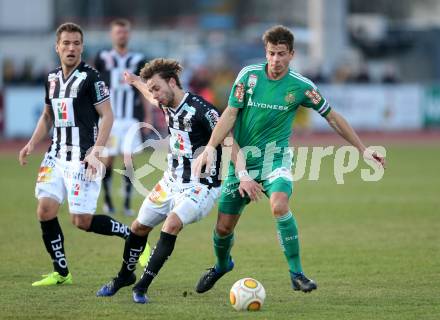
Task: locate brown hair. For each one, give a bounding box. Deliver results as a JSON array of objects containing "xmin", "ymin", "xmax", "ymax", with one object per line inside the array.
[
  {"xmin": 262, "ymin": 25, "xmax": 294, "ymax": 52},
  {"xmin": 56, "ymin": 22, "xmax": 83, "ymax": 43},
  {"xmin": 140, "ymin": 58, "xmax": 183, "ymax": 89},
  {"xmin": 110, "ymin": 18, "xmax": 131, "ymax": 29}
]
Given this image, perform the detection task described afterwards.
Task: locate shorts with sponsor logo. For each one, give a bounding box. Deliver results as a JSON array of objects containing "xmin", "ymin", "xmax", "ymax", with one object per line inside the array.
[
  {"xmin": 137, "ymin": 173, "xmax": 221, "ymax": 227},
  {"xmin": 106, "ymin": 119, "xmax": 142, "ymax": 156},
  {"xmin": 219, "ymin": 166, "xmax": 293, "ymax": 215},
  {"xmin": 35, "ymin": 153, "xmax": 101, "ymax": 214}
]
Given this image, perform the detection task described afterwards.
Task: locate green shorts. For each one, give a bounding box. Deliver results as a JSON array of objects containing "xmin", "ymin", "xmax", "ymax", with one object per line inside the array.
[{"xmin": 218, "ymin": 169, "xmax": 293, "ymax": 215}]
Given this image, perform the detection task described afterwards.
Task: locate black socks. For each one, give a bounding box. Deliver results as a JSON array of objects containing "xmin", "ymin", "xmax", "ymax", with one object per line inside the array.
[
  {"xmin": 88, "ymin": 215, "xmax": 130, "ymax": 239},
  {"xmin": 133, "ymin": 231, "xmax": 177, "ymax": 293},
  {"xmin": 118, "ymin": 231, "xmax": 149, "ymax": 279},
  {"xmin": 40, "ymin": 217, "xmax": 69, "ymax": 276}
]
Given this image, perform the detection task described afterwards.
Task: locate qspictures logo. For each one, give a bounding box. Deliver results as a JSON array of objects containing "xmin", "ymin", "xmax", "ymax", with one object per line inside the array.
[{"xmin": 84, "ymin": 123, "xmax": 387, "ymax": 198}]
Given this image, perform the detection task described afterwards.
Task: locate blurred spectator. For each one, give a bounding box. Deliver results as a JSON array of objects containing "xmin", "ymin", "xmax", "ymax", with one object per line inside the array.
[
  {"xmin": 308, "ymin": 71, "xmax": 327, "ymax": 84},
  {"xmin": 189, "ymin": 66, "xmax": 215, "ymax": 104},
  {"xmin": 3, "ymin": 59, "xmax": 21, "ymax": 84},
  {"xmin": 382, "ymin": 64, "xmax": 399, "ymax": 83},
  {"xmin": 2, "ymin": 58, "xmax": 46, "ymax": 85},
  {"xmin": 18, "ymin": 59, "xmax": 36, "ymax": 84},
  {"xmin": 304, "ymin": 65, "xmax": 327, "ymax": 84},
  {"xmin": 332, "ymin": 64, "xmax": 353, "ymax": 83},
  {"xmin": 210, "ymin": 66, "xmax": 236, "ymax": 111},
  {"xmin": 353, "ymin": 64, "xmax": 371, "ymax": 83}
]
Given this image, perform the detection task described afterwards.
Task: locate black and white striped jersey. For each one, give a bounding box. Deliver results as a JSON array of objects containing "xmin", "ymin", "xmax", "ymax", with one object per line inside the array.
[
  {"xmin": 165, "ymin": 92, "xmax": 221, "ymax": 187},
  {"xmin": 95, "ymin": 49, "xmax": 146, "ymax": 121},
  {"xmin": 44, "ymin": 61, "xmax": 110, "ymax": 161}
]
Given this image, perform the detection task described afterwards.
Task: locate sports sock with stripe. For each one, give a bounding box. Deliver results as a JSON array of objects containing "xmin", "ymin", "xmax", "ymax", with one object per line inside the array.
[{"xmin": 276, "ymin": 211, "xmax": 303, "ymax": 274}]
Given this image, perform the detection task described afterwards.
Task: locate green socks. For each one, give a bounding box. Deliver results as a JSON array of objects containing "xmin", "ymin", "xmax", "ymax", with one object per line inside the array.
[
  {"xmin": 212, "ymin": 211, "xmax": 303, "ymax": 274},
  {"xmin": 276, "ymin": 211, "xmax": 303, "ymax": 274},
  {"xmin": 213, "ymin": 230, "xmax": 234, "ymax": 272}
]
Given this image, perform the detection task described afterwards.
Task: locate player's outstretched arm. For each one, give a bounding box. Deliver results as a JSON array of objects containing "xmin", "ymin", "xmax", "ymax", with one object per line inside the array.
[
  {"xmin": 19, "ymin": 105, "xmax": 53, "ymax": 166},
  {"xmin": 325, "ymin": 109, "xmax": 386, "ymax": 167},
  {"xmin": 193, "ymin": 106, "xmax": 239, "ymax": 176},
  {"xmin": 124, "ymin": 71, "xmax": 157, "ymax": 107},
  {"xmin": 208, "ymin": 106, "xmax": 239, "ymax": 148}
]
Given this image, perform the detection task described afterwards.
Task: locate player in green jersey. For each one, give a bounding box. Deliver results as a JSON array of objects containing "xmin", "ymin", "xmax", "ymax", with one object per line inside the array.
[{"xmin": 194, "ymin": 25, "xmax": 386, "ymax": 294}]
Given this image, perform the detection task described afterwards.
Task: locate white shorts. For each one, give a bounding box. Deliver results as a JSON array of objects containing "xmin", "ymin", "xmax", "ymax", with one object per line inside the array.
[
  {"xmin": 35, "ymin": 153, "xmax": 101, "ymax": 214},
  {"xmin": 106, "ymin": 119, "xmax": 142, "ymax": 156},
  {"xmin": 137, "ymin": 173, "xmax": 221, "ymax": 227}
]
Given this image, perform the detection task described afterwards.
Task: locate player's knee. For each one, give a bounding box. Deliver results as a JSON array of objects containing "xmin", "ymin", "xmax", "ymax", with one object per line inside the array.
[
  {"xmin": 71, "ymin": 214, "xmax": 92, "ymax": 231},
  {"xmin": 162, "ymin": 214, "xmax": 183, "ymax": 235},
  {"xmin": 37, "ymin": 205, "xmax": 56, "ymax": 220},
  {"xmin": 131, "ymin": 219, "xmax": 151, "ymax": 237},
  {"xmin": 216, "ymin": 222, "xmax": 234, "ymax": 237},
  {"xmin": 271, "ymin": 201, "xmax": 289, "ymax": 217},
  {"xmin": 162, "ymin": 223, "xmax": 181, "ymax": 235}
]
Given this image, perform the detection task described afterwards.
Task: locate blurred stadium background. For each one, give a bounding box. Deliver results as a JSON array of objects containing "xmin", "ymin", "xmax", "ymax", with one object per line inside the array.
[
  {"xmin": 0, "ymin": 1, "xmax": 439, "ymax": 319},
  {"xmin": 1, "ymin": 0, "xmax": 440, "ymax": 139}
]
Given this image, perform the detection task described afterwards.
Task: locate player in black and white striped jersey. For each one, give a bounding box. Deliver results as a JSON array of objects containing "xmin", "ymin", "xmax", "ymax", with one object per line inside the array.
[
  {"xmin": 95, "ymin": 19, "xmax": 149, "ymax": 216},
  {"xmin": 19, "ymin": 23, "xmax": 133, "ymax": 287},
  {"xmin": 44, "ymin": 63, "xmax": 104, "ymax": 162},
  {"xmin": 96, "ymin": 58, "xmax": 222, "ymax": 303}
]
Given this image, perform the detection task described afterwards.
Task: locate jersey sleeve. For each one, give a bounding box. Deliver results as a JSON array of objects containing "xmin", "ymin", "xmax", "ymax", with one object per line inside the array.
[
  {"xmin": 88, "ymin": 70, "xmax": 110, "ymax": 106},
  {"xmin": 227, "ymin": 67, "xmax": 249, "ymax": 109},
  {"xmin": 200, "ymin": 106, "xmax": 220, "ymax": 133},
  {"xmin": 44, "ymin": 79, "xmax": 50, "ymax": 105},
  {"xmin": 300, "ymin": 83, "xmax": 331, "ymax": 117}
]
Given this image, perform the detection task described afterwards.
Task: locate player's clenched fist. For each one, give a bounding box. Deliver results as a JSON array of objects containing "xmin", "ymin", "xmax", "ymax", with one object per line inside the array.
[{"xmin": 124, "ymin": 71, "xmax": 139, "ymax": 85}]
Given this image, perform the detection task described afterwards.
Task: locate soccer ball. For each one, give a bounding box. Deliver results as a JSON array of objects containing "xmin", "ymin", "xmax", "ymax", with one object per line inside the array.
[{"xmin": 229, "ymin": 278, "xmax": 266, "ymax": 311}]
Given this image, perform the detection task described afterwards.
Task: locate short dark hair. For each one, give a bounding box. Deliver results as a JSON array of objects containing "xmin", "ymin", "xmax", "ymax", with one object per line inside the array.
[
  {"xmin": 140, "ymin": 58, "xmax": 183, "ymax": 89},
  {"xmin": 262, "ymin": 25, "xmax": 294, "ymax": 52},
  {"xmin": 56, "ymin": 22, "xmax": 83, "ymax": 43},
  {"xmin": 110, "ymin": 18, "xmax": 131, "ymax": 29}
]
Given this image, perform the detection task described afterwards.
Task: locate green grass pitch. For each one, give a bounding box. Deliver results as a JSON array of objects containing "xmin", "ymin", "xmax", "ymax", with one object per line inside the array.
[{"xmin": 0, "ymin": 144, "xmax": 439, "ymax": 319}]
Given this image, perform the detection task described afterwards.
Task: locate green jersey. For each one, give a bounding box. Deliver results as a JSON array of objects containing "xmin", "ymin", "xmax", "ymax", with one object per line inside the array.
[{"xmin": 228, "ymin": 62, "xmax": 331, "ymax": 172}]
